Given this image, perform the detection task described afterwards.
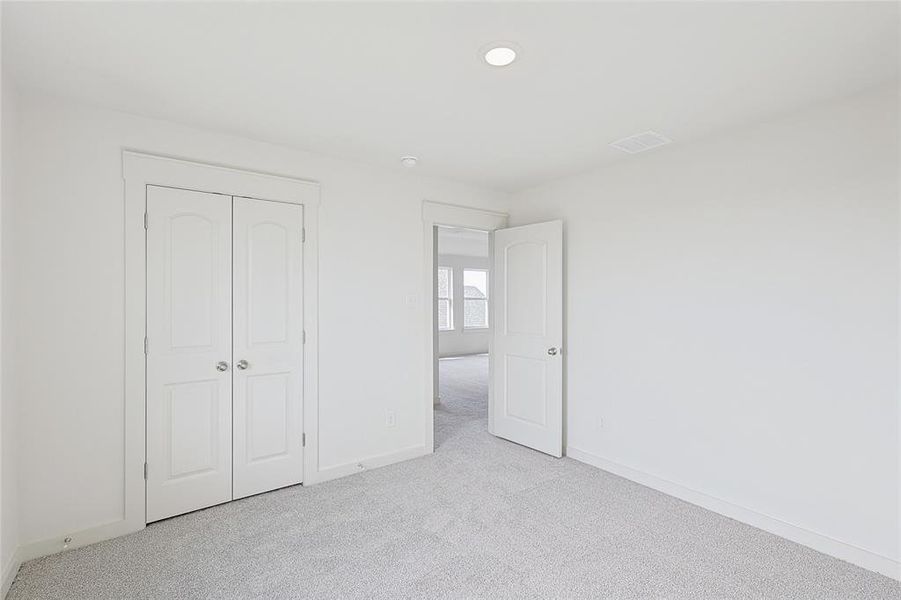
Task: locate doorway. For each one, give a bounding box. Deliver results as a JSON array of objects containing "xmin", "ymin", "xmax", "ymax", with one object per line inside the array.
[
  {"xmin": 434, "ymin": 226, "xmax": 492, "ymax": 447},
  {"xmin": 421, "ymin": 201, "xmax": 565, "ymax": 459}
]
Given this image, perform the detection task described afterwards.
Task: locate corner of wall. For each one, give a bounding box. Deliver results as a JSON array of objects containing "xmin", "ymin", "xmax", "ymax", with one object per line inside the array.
[
  {"xmin": 1, "ymin": 548, "xmax": 21, "ymax": 599},
  {"xmin": 1, "ymin": 60, "xmax": 22, "ymax": 600}
]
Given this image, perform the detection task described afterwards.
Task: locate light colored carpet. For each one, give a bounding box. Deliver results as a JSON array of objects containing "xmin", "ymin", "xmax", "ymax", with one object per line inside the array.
[{"xmin": 8, "ymin": 354, "xmax": 899, "ymax": 599}]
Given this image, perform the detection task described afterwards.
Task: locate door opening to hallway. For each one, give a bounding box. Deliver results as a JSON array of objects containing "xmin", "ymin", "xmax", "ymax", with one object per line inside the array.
[
  {"xmin": 429, "ymin": 217, "xmax": 564, "ymax": 457},
  {"xmin": 434, "ymin": 226, "xmax": 492, "ymax": 447}
]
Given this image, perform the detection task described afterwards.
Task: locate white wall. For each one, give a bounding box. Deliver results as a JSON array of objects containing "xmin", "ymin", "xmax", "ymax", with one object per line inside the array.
[
  {"xmin": 509, "ymin": 87, "xmax": 899, "ymax": 576},
  {"xmin": 0, "ymin": 55, "xmax": 21, "ymax": 594},
  {"xmin": 4, "ymin": 75, "xmax": 897, "ymax": 582},
  {"xmin": 437, "ymin": 254, "xmax": 490, "ymax": 357},
  {"xmin": 4, "ymin": 88, "xmax": 509, "ymax": 553}
]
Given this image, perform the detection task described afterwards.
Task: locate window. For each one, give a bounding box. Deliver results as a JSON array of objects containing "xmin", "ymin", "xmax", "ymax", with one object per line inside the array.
[
  {"xmin": 463, "ymin": 269, "xmax": 489, "ymax": 329},
  {"xmin": 437, "ymin": 267, "xmax": 453, "ymax": 331}
]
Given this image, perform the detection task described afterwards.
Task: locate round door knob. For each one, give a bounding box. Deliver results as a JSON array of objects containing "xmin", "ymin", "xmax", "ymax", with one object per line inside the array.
[
  {"xmin": 236, "ymin": 359, "xmax": 249, "ymax": 370},
  {"xmin": 547, "ymin": 347, "xmax": 559, "ymax": 356},
  {"xmin": 216, "ymin": 361, "xmax": 229, "ymax": 372}
]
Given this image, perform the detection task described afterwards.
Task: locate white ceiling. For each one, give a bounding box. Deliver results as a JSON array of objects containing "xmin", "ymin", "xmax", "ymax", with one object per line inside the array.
[
  {"xmin": 3, "ymin": 2, "xmax": 898, "ymax": 192},
  {"xmin": 437, "ymin": 226, "xmax": 489, "ymax": 258}
]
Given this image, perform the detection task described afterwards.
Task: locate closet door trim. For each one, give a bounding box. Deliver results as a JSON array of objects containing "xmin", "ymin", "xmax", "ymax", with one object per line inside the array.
[{"xmin": 123, "ymin": 151, "xmax": 320, "ymax": 541}]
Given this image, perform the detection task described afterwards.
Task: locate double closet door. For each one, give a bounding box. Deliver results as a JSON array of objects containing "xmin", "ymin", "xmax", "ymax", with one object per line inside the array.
[{"xmin": 145, "ymin": 186, "xmax": 304, "ymax": 522}]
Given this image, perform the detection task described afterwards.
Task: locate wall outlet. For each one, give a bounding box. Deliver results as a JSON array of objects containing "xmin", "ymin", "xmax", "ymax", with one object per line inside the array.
[
  {"xmin": 404, "ymin": 293, "xmax": 418, "ymax": 307},
  {"xmin": 385, "ymin": 410, "xmax": 397, "ymax": 428}
]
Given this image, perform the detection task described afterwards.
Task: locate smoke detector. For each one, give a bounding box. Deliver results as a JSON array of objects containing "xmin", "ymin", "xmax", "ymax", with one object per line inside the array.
[
  {"xmin": 400, "ymin": 156, "xmax": 419, "ymax": 167},
  {"xmin": 609, "ymin": 131, "xmax": 672, "ymax": 154}
]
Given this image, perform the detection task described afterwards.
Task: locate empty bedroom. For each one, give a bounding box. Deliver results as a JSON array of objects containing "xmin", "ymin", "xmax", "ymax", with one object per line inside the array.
[{"xmin": 0, "ymin": 1, "xmax": 898, "ymax": 599}]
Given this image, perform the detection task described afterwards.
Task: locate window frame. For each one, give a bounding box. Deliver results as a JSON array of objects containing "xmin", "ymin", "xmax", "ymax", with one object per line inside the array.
[
  {"xmin": 462, "ymin": 267, "xmax": 490, "ymax": 330},
  {"xmin": 437, "ymin": 266, "xmax": 454, "ymax": 331}
]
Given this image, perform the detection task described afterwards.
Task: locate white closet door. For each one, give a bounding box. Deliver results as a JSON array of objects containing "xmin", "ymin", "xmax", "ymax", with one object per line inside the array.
[
  {"xmin": 146, "ymin": 186, "xmax": 233, "ymax": 522},
  {"xmin": 491, "ymin": 220, "xmax": 564, "ymax": 457},
  {"xmin": 232, "ymin": 197, "xmax": 305, "ymax": 499}
]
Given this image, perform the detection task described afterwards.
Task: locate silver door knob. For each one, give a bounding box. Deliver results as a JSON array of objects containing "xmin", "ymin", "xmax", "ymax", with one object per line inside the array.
[
  {"xmin": 236, "ymin": 359, "xmax": 249, "ymax": 370},
  {"xmin": 216, "ymin": 361, "xmax": 229, "ymax": 372},
  {"xmin": 547, "ymin": 347, "xmax": 559, "ymax": 356}
]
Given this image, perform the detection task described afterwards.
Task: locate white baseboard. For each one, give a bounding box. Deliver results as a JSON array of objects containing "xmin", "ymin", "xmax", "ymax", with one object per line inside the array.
[
  {"xmin": 305, "ymin": 444, "xmax": 430, "ymax": 485},
  {"xmin": 438, "ymin": 352, "xmax": 489, "ymax": 359},
  {"xmin": 566, "ymin": 446, "xmax": 900, "ymax": 581},
  {"xmin": 7, "ymin": 444, "xmax": 430, "ymax": 585},
  {"xmin": 16, "ymin": 519, "xmax": 142, "ymax": 567},
  {"xmin": 1, "ymin": 548, "xmax": 21, "ymax": 599}
]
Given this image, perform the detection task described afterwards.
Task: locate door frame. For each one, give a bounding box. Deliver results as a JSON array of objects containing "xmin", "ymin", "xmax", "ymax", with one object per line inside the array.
[
  {"xmin": 421, "ymin": 201, "xmax": 508, "ymax": 452},
  {"xmin": 124, "ymin": 151, "xmax": 320, "ymax": 533}
]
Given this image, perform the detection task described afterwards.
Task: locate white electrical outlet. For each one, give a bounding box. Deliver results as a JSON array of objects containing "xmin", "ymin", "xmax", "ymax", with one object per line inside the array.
[{"xmin": 386, "ymin": 410, "xmax": 397, "ymax": 428}]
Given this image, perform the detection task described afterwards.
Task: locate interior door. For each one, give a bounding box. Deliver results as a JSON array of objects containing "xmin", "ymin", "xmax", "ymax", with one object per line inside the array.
[
  {"xmin": 490, "ymin": 220, "xmax": 563, "ymax": 457},
  {"xmin": 146, "ymin": 186, "xmax": 233, "ymax": 522},
  {"xmin": 232, "ymin": 197, "xmax": 305, "ymax": 499}
]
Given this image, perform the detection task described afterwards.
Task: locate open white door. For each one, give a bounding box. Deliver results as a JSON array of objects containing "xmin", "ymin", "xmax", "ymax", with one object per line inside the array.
[{"xmin": 490, "ymin": 220, "xmax": 563, "ymax": 457}]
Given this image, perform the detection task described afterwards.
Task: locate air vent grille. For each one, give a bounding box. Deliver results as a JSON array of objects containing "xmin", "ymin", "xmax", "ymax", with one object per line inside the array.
[{"xmin": 609, "ymin": 131, "xmax": 672, "ymax": 154}]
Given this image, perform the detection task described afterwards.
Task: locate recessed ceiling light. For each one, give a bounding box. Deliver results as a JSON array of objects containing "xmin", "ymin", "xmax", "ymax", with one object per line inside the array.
[
  {"xmin": 400, "ymin": 156, "xmax": 418, "ymax": 167},
  {"xmin": 483, "ymin": 44, "xmax": 518, "ymax": 67}
]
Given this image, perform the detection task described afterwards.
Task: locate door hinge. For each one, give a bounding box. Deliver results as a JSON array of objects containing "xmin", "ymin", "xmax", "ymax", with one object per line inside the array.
[
  {"xmin": 302, "ymin": 330, "xmax": 306, "ymax": 344},
  {"xmin": 301, "ymin": 228, "xmax": 306, "ymax": 243},
  {"xmin": 302, "ymin": 433, "xmax": 306, "ymax": 447},
  {"xmin": 143, "ymin": 462, "xmax": 148, "ymax": 480},
  {"xmin": 143, "ymin": 337, "xmax": 148, "ymax": 355},
  {"xmin": 143, "ymin": 212, "xmax": 148, "ymax": 230}
]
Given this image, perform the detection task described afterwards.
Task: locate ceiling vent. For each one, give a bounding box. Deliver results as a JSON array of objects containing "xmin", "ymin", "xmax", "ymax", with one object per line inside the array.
[{"xmin": 609, "ymin": 131, "xmax": 672, "ymax": 154}]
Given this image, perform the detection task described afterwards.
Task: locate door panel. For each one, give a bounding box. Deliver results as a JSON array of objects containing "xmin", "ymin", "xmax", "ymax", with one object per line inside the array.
[
  {"xmin": 232, "ymin": 197, "xmax": 304, "ymax": 499},
  {"xmin": 245, "ymin": 372, "xmax": 291, "ymax": 461},
  {"xmin": 491, "ymin": 220, "xmax": 563, "ymax": 457},
  {"xmin": 505, "ymin": 242, "xmax": 547, "ymax": 335},
  {"xmin": 146, "ymin": 186, "xmax": 233, "ymax": 522},
  {"xmin": 168, "ymin": 379, "xmax": 221, "ymax": 477},
  {"xmin": 504, "ymin": 354, "xmax": 548, "ymax": 426}
]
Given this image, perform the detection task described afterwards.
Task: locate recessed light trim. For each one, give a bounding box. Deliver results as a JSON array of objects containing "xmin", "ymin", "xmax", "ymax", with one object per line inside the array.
[
  {"xmin": 482, "ymin": 43, "xmax": 519, "ymax": 67},
  {"xmin": 400, "ymin": 155, "xmax": 419, "ymax": 167}
]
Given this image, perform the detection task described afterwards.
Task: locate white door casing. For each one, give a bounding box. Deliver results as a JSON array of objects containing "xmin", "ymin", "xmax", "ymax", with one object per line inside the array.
[
  {"xmin": 232, "ymin": 197, "xmax": 305, "ymax": 499},
  {"xmin": 421, "ymin": 201, "xmax": 509, "ymax": 453},
  {"xmin": 491, "ymin": 220, "xmax": 564, "ymax": 457},
  {"xmin": 146, "ymin": 186, "xmax": 234, "ymax": 522},
  {"xmin": 123, "ymin": 152, "xmax": 318, "ymax": 547}
]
